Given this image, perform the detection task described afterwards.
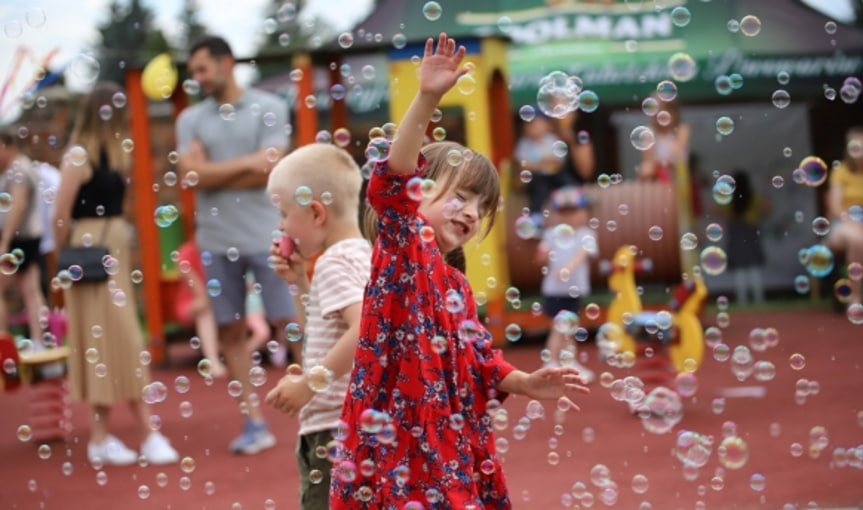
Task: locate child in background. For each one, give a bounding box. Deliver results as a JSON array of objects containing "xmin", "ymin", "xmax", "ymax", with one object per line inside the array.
[
  {"xmin": 724, "ymin": 170, "xmax": 769, "ymax": 305},
  {"xmin": 243, "ymin": 271, "xmax": 277, "ymax": 362},
  {"xmin": 175, "ymin": 241, "xmax": 272, "ymax": 377},
  {"xmin": 331, "ymin": 33, "xmax": 590, "ymax": 509},
  {"xmin": 514, "ymin": 114, "xmax": 565, "ymax": 229},
  {"xmin": 175, "ymin": 240, "xmax": 229, "ymax": 378},
  {"xmin": 263, "ymin": 144, "xmax": 371, "ymax": 510},
  {"xmin": 535, "ymin": 186, "xmax": 597, "ymax": 383}
]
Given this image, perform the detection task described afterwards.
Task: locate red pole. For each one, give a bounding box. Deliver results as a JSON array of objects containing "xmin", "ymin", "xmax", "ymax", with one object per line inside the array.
[
  {"xmin": 171, "ymin": 91, "xmax": 195, "ymax": 241},
  {"xmin": 126, "ymin": 69, "xmax": 165, "ymax": 364},
  {"xmin": 294, "ymin": 52, "xmax": 317, "ymax": 146},
  {"xmin": 328, "ymin": 54, "xmax": 348, "ymax": 137}
]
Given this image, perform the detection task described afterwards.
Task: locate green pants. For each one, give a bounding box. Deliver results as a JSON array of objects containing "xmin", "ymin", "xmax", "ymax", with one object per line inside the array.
[{"xmin": 296, "ymin": 429, "xmax": 335, "ymax": 510}]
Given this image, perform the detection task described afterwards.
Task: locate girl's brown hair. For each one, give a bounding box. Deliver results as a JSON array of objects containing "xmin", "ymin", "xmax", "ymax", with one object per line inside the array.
[
  {"xmin": 67, "ymin": 82, "xmax": 131, "ymax": 171},
  {"xmin": 360, "ymin": 141, "xmax": 501, "ymax": 272}
]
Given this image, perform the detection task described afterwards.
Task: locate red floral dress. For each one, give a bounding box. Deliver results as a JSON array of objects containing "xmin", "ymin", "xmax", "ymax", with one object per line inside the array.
[{"xmin": 331, "ymin": 157, "xmax": 516, "ymax": 509}]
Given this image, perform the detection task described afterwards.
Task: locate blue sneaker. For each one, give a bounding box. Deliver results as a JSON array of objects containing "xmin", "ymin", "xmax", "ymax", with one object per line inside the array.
[{"xmin": 229, "ymin": 420, "xmax": 276, "ymax": 455}]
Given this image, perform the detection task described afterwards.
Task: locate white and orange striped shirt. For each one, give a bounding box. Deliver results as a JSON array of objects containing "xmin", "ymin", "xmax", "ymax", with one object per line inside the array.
[{"xmin": 298, "ymin": 238, "xmax": 372, "ymax": 436}]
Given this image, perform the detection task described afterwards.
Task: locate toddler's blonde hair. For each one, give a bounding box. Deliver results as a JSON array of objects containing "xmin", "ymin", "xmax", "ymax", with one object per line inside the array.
[{"xmin": 268, "ymin": 143, "xmax": 363, "ymax": 221}]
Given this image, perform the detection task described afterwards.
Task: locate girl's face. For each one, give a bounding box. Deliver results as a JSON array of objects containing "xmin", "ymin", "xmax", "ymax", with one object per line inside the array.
[{"xmin": 418, "ymin": 186, "xmax": 485, "ymax": 254}]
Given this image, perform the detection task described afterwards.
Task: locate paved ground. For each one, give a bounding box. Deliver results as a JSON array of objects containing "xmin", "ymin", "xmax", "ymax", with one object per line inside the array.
[{"xmin": 1, "ymin": 308, "xmax": 861, "ymax": 510}]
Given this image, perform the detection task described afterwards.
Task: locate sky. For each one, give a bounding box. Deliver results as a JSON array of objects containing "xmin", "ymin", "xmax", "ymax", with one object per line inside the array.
[
  {"xmin": 0, "ymin": 0, "xmax": 856, "ymax": 124},
  {"xmin": 0, "ymin": 0, "xmax": 375, "ymax": 123}
]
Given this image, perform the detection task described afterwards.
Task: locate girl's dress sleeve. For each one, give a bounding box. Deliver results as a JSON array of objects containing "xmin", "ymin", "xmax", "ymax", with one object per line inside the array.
[
  {"xmin": 458, "ymin": 271, "xmax": 516, "ymax": 400},
  {"xmin": 366, "ymin": 155, "xmax": 427, "ymax": 244}
]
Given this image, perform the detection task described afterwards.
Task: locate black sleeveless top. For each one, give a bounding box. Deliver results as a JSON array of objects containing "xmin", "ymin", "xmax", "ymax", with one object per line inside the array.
[{"xmin": 72, "ymin": 148, "xmax": 126, "ymax": 219}]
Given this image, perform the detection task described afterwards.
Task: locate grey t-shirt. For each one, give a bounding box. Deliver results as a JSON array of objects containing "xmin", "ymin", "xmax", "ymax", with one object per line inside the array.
[{"xmin": 175, "ymin": 88, "xmax": 287, "ymax": 254}]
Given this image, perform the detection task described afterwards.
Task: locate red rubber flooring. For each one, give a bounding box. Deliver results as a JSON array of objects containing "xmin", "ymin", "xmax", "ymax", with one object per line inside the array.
[{"xmin": 1, "ymin": 307, "xmax": 861, "ymax": 510}]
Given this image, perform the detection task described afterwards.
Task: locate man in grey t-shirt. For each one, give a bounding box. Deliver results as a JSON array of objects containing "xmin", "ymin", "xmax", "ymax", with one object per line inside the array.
[{"xmin": 176, "ymin": 35, "xmax": 297, "ymax": 455}]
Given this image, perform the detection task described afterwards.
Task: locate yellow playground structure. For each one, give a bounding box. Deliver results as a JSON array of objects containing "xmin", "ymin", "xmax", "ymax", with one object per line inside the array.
[{"xmin": 602, "ymin": 245, "xmax": 708, "ymax": 377}]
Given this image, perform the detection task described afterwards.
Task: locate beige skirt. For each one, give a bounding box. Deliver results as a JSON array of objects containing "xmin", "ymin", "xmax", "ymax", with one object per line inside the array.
[{"xmin": 63, "ymin": 217, "xmax": 149, "ymax": 406}]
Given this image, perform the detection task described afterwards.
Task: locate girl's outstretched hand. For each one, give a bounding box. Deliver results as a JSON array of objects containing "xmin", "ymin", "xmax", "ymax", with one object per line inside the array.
[
  {"xmin": 419, "ymin": 32, "xmax": 469, "ymax": 97},
  {"xmin": 523, "ymin": 366, "xmax": 590, "ymax": 410}
]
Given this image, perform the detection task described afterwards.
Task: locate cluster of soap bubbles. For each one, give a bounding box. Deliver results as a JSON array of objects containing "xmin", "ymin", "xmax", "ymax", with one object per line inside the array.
[{"xmin": 536, "ymin": 71, "xmax": 592, "ymax": 119}]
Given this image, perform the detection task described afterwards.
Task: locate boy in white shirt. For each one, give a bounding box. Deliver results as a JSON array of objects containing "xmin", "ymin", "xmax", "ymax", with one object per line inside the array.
[
  {"xmin": 264, "ymin": 143, "xmax": 371, "ymax": 510},
  {"xmin": 535, "ymin": 185, "xmax": 597, "ymax": 383}
]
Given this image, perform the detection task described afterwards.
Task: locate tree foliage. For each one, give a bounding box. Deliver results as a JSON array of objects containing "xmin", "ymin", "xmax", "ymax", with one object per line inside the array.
[
  {"xmin": 179, "ymin": 0, "xmax": 209, "ymax": 55},
  {"xmin": 854, "ymin": 0, "xmax": 863, "ymax": 28},
  {"xmin": 253, "ymin": 0, "xmax": 335, "ymax": 82},
  {"xmin": 96, "ymin": 0, "xmax": 164, "ymax": 85}
]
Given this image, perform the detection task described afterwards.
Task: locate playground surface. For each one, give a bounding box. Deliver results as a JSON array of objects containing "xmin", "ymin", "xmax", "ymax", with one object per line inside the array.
[{"xmin": 1, "ymin": 307, "xmax": 861, "ymax": 510}]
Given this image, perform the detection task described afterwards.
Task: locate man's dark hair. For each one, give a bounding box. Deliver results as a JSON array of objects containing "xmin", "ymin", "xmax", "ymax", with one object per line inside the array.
[{"xmin": 190, "ymin": 35, "xmax": 234, "ymax": 59}]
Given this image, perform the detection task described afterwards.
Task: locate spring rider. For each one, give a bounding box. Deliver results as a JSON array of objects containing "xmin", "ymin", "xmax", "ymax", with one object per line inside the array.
[{"xmin": 600, "ymin": 245, "xmax": 708, "ymax": 381}]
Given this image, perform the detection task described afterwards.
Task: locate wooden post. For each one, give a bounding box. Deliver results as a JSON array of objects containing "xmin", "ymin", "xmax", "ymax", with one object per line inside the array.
[
  {"xmin": 293, "ymin": 52, "xmax": 317, "ymax": 146},
  {"xmin": 126, "ymin": 69, "xmax": 165, "ymax": 363},
  {"xmin": 487, "ymin": 69, "xmax": 514, "ymax": 346},
  {"xmin": 328, "ymin": 54, "xmax": 348, "ymax": 135},
  {"xmin": 171, "ymin": 91, "xmax": 195, "ymax": 241}
]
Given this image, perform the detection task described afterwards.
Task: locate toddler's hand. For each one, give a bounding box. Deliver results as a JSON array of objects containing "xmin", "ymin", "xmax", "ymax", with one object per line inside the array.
[
  {"xmin": 269, "ymin": 237, "xmax": 307, "ymax": 286},
  {"xmin": 419, "ymin": 33, "xmax": 469, "ymax": 97},
  {"xmin": 265, "ymin": 373, "xmax": 315, "ymax": 417}
]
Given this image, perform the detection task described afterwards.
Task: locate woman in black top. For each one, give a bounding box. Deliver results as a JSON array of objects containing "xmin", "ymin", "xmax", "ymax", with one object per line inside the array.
[{"xmin": 53, "ymin": 82, "xmax": 179, "ymax": 466}]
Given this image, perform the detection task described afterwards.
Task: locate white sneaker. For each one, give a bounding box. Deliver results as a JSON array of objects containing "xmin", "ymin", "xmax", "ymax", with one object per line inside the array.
[
  {"xmin": 88, "ymin": 435, "xmax": 138, "ymax": 466},
  {"xmin": 141, "ymin": 432, "xmax": 179, "ymax": 465}
]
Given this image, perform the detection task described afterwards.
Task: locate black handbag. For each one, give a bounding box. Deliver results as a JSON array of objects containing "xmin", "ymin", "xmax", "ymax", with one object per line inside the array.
[{"xmin": 57, "ymin": 222, "xmax": 110, "ymax": 283}]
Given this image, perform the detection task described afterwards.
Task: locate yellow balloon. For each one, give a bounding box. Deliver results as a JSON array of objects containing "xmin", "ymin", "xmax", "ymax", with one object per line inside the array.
[{"xmin": 141, "ymin": 53, "xmax": 177, "ymax": 101}]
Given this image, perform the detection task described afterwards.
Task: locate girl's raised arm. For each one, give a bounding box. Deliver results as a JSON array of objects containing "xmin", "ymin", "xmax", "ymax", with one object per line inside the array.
[{"xmin": 387, "ymin": 33, "xmax": 469, "ymax": 175}]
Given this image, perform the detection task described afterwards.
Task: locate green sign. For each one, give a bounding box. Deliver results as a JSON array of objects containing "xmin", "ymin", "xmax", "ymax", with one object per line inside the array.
[{"xmin": 446, "ymin": 0, "xmax": 862, "ymax": 105}]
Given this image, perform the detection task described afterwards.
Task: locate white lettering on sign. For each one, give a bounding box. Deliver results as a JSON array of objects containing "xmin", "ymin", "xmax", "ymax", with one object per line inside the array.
[
  {"xmin": 507, "ymin": 51, "xmax": 863, "ymax": 91},
  {"xmin": 506, "ymin": 13, "xmax": 673, "ymax": 44},
  {"xmin": 705, "ymin": 50, "xmax": 863, "ymax": 79}
]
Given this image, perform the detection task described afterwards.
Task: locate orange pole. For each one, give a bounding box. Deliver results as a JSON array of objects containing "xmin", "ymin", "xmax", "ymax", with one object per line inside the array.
[
  {"xmin": 328, "ymin": 55, "xmax": 348, "ymax": 134},
  {"xmin": 293, "ymin": 52, "xmax": 317, "ymax": 146},
  {"xmin": 488, "ymin": 71, "xmax": 515, "ymax": 347},
  {"xmin": 171, "ymin": 91, "xmax": 195, "ymax": 241},
  {"xmin": 489, "ymin": 71, "xmax": 514, "ymax": 169},
  {"xmin": 126, "ymin": 69, "xmax": 165, "ymax": 363}
]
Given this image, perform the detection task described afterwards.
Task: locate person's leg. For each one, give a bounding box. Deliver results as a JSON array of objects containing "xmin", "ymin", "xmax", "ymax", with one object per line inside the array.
[
  {"xmin": 16, "ymin": 262, "xmax": 47, "ymax": 340},
  {"xmin": 195, "ymin": 306, "xmax": 227, "ymax": 378},
  {"xmin": 251, "ymin": 254, "xmax": 300, "ymax": 364},
  {"xmin": 544, "ymin": 328, "xmax": 566, "ymax": 368},
  {"xmin": 0, "ymin": 273, "xmax": 11, "ymax": 333},
  {"xmin": 205, "ymin": 254, "xmax": 275, "ymax": 454},
  {"xmin": 90, "ymin": 404, "xmax": 111, "ymax": 445},
  {"xmin": 301, "ymin": 430, "xmax": 336, "ymax": 510},
  {"xmin": 749, "ymin": 266, "xmax": 765, "ymax": 305},
  {"xmin": 827, "ymin": 222, "xmax": 863, "ymax": 305},
  {"xmin": 845, "ymin": 224, "xmax": 863, "ymax": 304},
  {"xmin": 243, "ymin": 276, "xmax": 274, "ymax": 357},
  {"xmin": 543, "ymin": 297, "xmax": 565, "ymax": 367},
  {"xmin": 129, "ymin": 398, "xmax": 153, "ymax": 439},
  {"xmin": 221, "ymin": 319, "xmax": 265, "ymax": 420},
  {"xmin": 296, "ymin": 434, "xmax": 311, "ymax": 509},
  {"xmin": 246, "ymin": 311, "xmax": 271, "ymax": 355},
  {"xmin": 733, "ymin": 268, "xmax": 748, "ymax": 305}
]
